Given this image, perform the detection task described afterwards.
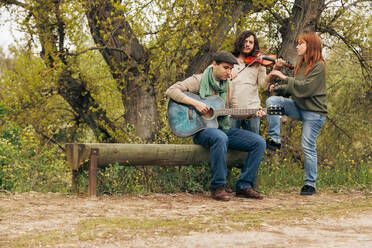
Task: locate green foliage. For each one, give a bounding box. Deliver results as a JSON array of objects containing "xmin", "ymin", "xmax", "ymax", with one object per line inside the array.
[
  {"xmin": 73, "ymin": 152, "xmax": 371, "ymax": 195},
  {"xmin": 317, "ymin": 157, "xmax": 371, "ymax": 190},
  {"xmin": 149, "ymin": 163, "xmax": 211, "ymax": 193},
  {"xmin": 0, "ymin": 103, "xmax": 9, "ymax": 117},
  {"xmin": 0, "ymin": 104, "xmax": 70, "ymax": 192},
  {"xmin": 256, "ymin": 151, "xmax": 371, "ymax": 193},
  {"xmin": 86, "ymin": 162, "xmax": 211, "ymax": 195},
  {"xmin": 0, "ymin": 0, "xmax": 370, "ymax": 194}
]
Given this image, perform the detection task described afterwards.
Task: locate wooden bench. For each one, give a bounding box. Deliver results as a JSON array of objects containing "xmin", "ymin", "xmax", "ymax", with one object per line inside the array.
[{"xmin": 65, "ymin": 143, "xmax": 248, "ymax": 196}]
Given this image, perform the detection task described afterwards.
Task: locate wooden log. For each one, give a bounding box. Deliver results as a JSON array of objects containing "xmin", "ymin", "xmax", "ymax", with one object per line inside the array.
[{"xmin": 65, "ymin": 143, "xmax": 247, "ymax": 170}]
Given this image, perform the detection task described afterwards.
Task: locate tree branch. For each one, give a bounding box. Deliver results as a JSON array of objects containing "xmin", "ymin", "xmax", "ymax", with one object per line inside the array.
[
  {"xmin": 54, "ymin": 0, "xmax": 67, "ymax": 65},
  {"xmin": 264, "ymin": 2, "xmax": 286, "ymax": 25},
  {"xmin": 327, "ymin": 78, "xmax": 344, "ymax": 90},
  {"xmin": 326, "ymin": 116, "xmax": 352, "ymax": 140},
  {"xmin": 65, "ymin": 46, "xmax": 125, "ymax": 56},
  {"xmin": 318, "ymin": 27, "xmax": 371, "ymax": 83},
  {"xmin": 327, "ymin": 0, "xmax": 367, "ymax": 23},
  {"xmin": 0, "ymin": 0, "xmax": 27, "ymax": 8}
]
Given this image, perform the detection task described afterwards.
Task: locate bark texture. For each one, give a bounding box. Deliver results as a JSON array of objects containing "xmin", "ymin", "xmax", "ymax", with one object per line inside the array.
[
  {"xmin": 58, "ymin": 70, "xmax": 117, "ymax": 142},
  {"xmin": 85, "ymin": 0, "xmax": 158, "ymax": 141},
  {"xmin": 278, "ymin": 0, "xmax": 326, "ymax": 64},
  {"xmin": 185, "ymin": 1, "xmax": 264, "ymax": 77}
]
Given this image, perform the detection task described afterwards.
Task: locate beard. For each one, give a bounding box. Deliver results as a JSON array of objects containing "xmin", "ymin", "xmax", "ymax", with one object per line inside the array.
[{"xmin": 241, "ymin": 50, "xmax": 255, "ymax": 57}]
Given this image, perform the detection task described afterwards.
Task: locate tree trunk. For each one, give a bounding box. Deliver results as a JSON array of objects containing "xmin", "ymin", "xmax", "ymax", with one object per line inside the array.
[
  {"xmin": 185, "ymin": 1, "xmax": 265, "ymax": 77},
  {"xmin": 58, "ymin": 69, "xmax": 117, "ymax": 142},
  {"xmin": 85, "ymin": 0, "xmax": 158, "ymax": 141},
  {"xmin": 278, "ymin": 0, "xmax": 325, "ymax": 64},
  {"xmin": 4, "ymin": 0, "xmax": 118, "ymax": 142}
]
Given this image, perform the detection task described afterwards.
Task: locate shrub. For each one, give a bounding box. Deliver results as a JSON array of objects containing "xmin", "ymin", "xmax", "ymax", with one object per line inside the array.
[{"xmin": 0, "ymin": 105, "xmax": 70, "ymax": 192}]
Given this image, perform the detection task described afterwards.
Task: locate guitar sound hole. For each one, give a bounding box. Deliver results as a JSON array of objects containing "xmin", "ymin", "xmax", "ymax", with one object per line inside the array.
[{"xmin": 203, "ymin": 108, "xmax": 214, "ymax": 119}]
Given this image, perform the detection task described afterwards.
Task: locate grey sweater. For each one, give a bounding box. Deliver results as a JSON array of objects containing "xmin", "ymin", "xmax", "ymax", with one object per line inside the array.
[{"xmin": 275, "ymin": 60, "xmax": 327, "ymax": 115}]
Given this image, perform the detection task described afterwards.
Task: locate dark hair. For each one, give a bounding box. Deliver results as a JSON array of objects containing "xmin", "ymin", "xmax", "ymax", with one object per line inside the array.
[{"xmin": 232, "ymin": 30, "xmax": 259, "ymax": 57}]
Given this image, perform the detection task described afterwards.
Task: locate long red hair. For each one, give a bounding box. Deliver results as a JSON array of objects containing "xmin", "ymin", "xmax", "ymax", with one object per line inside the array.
[{"xmin": 295, "ymin": 32, "xmax": 327, "ymax": 76}]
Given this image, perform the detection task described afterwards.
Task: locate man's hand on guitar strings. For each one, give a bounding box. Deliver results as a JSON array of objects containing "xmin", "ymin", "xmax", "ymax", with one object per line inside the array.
[{"xmin": 194, "ymin": 101, "xmax": 210, "ymax": 114}]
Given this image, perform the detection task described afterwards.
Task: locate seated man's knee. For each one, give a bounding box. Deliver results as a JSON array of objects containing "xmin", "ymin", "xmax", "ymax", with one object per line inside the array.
[{"xmin": 213, "ymin": 131, "xmax": 228, "ymax": 144}]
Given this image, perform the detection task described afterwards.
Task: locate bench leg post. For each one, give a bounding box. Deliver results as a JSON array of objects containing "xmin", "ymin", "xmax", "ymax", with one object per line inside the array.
[
  {"xmin": 72, "ymin": 170, "xmax": 79, "ymax": 193},
  {"xmin": 88, "ymin": 148, "xmax": 99, "ymax": 197}
]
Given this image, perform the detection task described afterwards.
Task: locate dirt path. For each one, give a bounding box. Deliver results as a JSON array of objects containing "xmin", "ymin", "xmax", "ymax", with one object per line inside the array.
[{"xmin": 0, "ymin": 190, "xmax": 371, "ymax": 247}]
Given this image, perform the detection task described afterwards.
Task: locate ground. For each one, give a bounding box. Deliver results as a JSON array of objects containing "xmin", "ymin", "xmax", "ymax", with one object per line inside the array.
[{"xmin": 0, "ymin": 189, "xmax": 371, "ymax": 247}]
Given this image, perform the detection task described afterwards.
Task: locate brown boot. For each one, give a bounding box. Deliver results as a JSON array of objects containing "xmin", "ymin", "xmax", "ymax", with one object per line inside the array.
[
  {"xmin": 211, "ymin": 186, "xmax": 231, "ymax": 201},
  {"xmin": 236, "ymin": 188, "xmax": 264, "ymax": 200}
]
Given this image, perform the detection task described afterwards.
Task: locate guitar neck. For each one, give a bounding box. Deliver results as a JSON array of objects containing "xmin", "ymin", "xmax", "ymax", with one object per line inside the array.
[{"xmin": 214, "ymin": 108, "xmax": 266, "ymax": 116}]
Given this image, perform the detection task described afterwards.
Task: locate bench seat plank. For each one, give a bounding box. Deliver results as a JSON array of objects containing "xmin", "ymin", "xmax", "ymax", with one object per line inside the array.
[{"xmin": 65, "ymin": 143, "xmax": 248, "ymax": 170}]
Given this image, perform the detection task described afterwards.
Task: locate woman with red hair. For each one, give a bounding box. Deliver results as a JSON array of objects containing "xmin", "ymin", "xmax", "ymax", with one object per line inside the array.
[{"xmin": 265, "ymin": 32, "xmax": 327, "ymax": 195}]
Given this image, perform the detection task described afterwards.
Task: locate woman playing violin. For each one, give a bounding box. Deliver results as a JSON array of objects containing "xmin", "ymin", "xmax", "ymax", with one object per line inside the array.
[
  {"xmin": 229, "ymin": 30, "xmax": 268, "ymax": 134},
  {"xmin": 265, "ymin": 32, "xmax": 327, "ymax": 196}
]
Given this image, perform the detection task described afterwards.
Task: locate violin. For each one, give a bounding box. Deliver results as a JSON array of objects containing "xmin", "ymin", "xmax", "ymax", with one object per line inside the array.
[{"xmin": 244, "ymin": 51, "xmax": 294, "ymax": 69}]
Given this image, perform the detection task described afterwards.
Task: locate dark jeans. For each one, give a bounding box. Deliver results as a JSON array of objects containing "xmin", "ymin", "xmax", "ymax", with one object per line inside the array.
[
  {"xmin": 193, "ymin": 128, "xmax": 266, "ymax": 190},
  {"xmin": 230, "ymin": 116, "xmax": 261, "ymax": 134}
]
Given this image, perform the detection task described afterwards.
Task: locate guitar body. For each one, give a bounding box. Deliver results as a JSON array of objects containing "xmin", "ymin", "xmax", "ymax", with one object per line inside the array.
[
  {"xmin": 167, "ymin": 92, "xmax": 284, "ymax": 137},
  {"xmin": 167, "ymin": 92, "xmax": 225, "ymax": 137}
]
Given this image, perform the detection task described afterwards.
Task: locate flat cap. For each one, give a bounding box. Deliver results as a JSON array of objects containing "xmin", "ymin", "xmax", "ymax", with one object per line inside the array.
[{"xmin": 212, "ymin": 51, "xmax": 238, "ymax": 65}]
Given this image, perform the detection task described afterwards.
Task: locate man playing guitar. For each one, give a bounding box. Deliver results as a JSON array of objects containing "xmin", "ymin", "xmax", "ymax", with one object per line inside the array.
[{"xmin": 166, "ymin": 51, "xmax": 266, "ymax": 201}]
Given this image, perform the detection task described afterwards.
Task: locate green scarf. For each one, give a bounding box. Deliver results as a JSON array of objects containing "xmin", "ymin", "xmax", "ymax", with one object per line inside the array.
[{"xmin": 198, "ymin": 66, "xmax": 231, "ymax": 130}]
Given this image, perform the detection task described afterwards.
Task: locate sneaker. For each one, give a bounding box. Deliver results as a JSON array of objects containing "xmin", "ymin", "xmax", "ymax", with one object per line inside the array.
[
  {"xmin": 211, "ymin": 185, "xmax": 231, "ymax": 201},
  {"xmin": 266, "ymin": 138, "xmax": 281, "ymax": 151},
  {"xmin": 300, "ymin": 185, "xmax": 316, "ymax": 195}
]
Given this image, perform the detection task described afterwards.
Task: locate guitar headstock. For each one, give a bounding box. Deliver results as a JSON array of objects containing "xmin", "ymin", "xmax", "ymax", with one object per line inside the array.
[{"xmin": 267, "ymin": 106, "xmax": 284, "ymax": 115}]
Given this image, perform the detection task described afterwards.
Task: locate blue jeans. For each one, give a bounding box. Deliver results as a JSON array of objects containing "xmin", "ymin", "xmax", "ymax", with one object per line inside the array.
[
  {"xmin": 266, "ymin": 96, "xmax": 326, "ymax": 187},
  {"xmin": 230, "ymin": 116, "xmax": 261, "ymax": 134},
  {"xmin": 193, "ymin": 128, "xmax": 266, "ymax": 190}
]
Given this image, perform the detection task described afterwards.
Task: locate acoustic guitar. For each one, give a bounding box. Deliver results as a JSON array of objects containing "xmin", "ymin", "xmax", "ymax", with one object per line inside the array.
[{"xmin": 167, "ymin": 92, "xmax": 284, "ymax": 137}]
